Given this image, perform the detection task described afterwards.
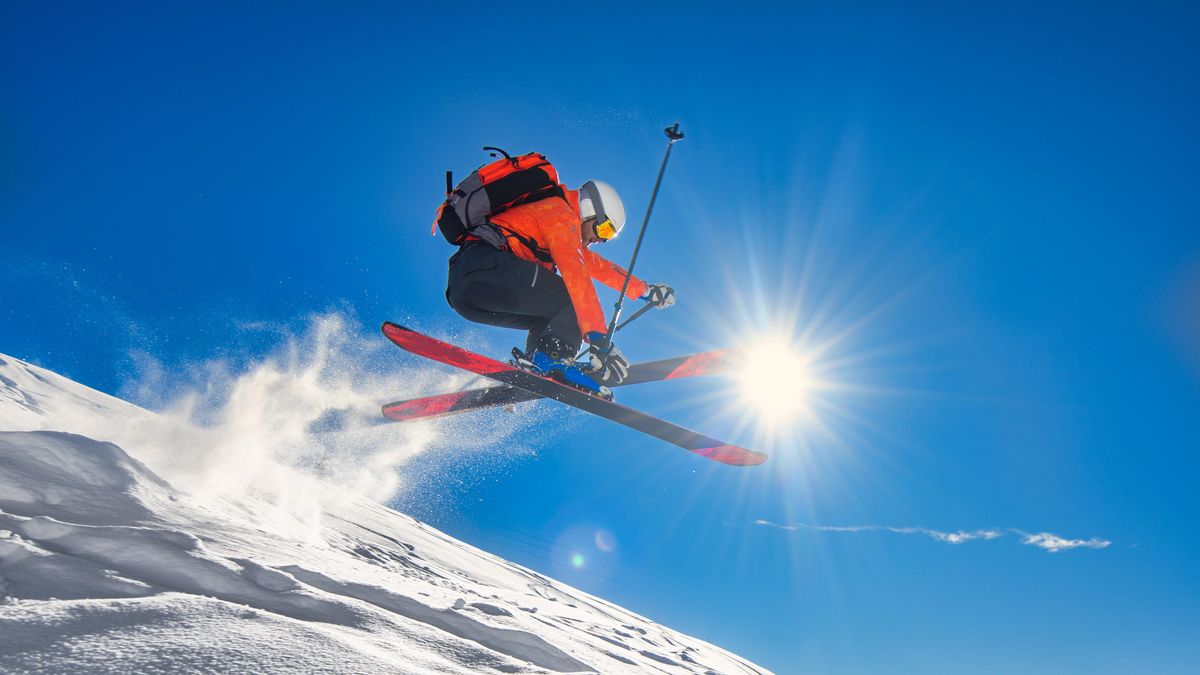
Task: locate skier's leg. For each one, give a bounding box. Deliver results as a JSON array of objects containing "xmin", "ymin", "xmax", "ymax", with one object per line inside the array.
[
  {"xmin": 445, "ymin": 245, "xmax": 603, "ymax": 395},
  {"xmin": 447, "ymin": 245, "xmax": 538, "ymax": 332},
  {"xmin": 446, "ymin": 245, "xmax": 581, "ymax": 352},
  {"xmin": 525, "ymin": 294, "xmax": 583, "ymax": 357},
  {"xmin": 540, "ymin": 303, "xmax": 583, "ymax": 355}
]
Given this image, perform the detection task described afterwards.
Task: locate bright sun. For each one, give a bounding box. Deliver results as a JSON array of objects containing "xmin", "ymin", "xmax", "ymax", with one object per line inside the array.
[{"xmin": 736, "ymin": 340, "xmax": 813, "ymax": 423}]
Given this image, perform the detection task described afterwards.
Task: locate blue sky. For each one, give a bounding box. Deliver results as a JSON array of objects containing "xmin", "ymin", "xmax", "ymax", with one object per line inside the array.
[{"xmin": 4, "ymin": 2, "xmax": 1200, "ymax": 672}]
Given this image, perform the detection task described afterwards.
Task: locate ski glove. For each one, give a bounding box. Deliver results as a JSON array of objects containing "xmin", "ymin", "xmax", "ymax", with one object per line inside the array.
[
  {"xmin": 585, "ymin": 332, "xmax": 630, "ymax": 385},
  {"xmin": 642, "ymin": 283, "xmax": 676, "ymax": 310}
]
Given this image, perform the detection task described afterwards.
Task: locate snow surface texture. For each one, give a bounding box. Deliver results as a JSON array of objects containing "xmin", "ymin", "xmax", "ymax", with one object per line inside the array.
[{"xmin": 0, "ymin": 353, "xmax": 766, "ymax": 674}]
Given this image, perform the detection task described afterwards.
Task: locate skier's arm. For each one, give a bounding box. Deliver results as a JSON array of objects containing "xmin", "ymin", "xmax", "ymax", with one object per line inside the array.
[
  {"xmin": 540, "ymin": 221, "xmax": 609, "ymax": 340},
  {"xmin": 583, "ymin": 249, "xmax": 649, "ymax": 300}
]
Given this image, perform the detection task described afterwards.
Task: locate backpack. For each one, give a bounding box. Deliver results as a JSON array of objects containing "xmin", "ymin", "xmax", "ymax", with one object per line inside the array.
[{"xmin": 433, "ymin": 147, "xmax": 565, "ymax": 251}]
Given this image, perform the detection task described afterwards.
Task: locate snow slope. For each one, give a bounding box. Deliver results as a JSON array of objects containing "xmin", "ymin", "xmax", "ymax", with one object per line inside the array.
[{"xmin": 0, "ymin": 354, "xmax": 766, "ymax": 674}]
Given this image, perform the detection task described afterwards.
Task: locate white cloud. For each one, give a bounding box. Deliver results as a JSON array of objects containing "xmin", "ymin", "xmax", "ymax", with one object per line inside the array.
[
  {"xmin": 1017, "ymin": 532, "xmax": 1111, "ymax": 552},
  {"xmin": 923, "ymin": 528, "xmax": 1003, "ymax": 544},
  {"xmin": 753, "ymin": 519, "xmax": 1108, "ymax": 553}
]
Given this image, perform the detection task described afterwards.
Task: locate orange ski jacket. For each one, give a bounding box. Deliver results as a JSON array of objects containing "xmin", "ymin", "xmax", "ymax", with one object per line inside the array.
[{"xmin": 486, "ymin": 189, "xmax": 648, "ymax": 341}]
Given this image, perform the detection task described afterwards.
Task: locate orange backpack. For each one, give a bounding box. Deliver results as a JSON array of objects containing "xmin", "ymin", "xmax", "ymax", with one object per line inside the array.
[{"xmin": 433, "ymin": 148, "xmax": 565, "ymax": 248}]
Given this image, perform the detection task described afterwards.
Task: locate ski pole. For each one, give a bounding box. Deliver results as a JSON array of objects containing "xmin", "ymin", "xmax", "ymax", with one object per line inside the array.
[
  {"xmin": 575, "ymin": 300, "xmax": 653, "ymax": 362},
  {"xmin": 601, "ymin": 123, "xmax": 685, "ymax": 346},
  {"xmin": 615, "ymin": 301, "xmax": 655, "ymax": 332}
]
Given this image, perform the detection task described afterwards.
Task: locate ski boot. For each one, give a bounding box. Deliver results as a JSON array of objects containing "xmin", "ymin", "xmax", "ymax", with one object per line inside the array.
[{"xmin": 512, "ymin": 335, "xmax": 613, "ymax": 400}]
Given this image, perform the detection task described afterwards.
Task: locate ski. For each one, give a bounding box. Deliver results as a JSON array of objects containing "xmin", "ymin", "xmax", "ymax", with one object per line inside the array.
[
  {"xmin": 382, "ymin": 349, "xmax": 733, "ymax": 423},
  {"xmin": 381, "ymin": 322, "xmax": 765, "ymax": 466}
]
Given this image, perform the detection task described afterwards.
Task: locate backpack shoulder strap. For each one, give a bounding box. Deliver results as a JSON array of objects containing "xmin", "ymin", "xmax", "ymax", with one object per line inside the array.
[{"xmin": 488, "ymin": 221, "xmax": 555, "ymax": 265}]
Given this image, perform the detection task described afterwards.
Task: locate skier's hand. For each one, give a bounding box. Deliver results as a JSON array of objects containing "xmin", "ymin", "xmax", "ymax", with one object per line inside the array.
[
  {"xmin": 586, "ymin": 333, "xmax": 630, "ymax": 385},
  {"xmin": 642, "ymin": 283, "xmax": 676, "ymax": 310}
]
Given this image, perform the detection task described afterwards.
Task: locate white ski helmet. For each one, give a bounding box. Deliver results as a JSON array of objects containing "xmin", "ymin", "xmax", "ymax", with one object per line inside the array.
[{"xmin": 578, "ymin": 180, "xmax": 626, "ymax": 240}]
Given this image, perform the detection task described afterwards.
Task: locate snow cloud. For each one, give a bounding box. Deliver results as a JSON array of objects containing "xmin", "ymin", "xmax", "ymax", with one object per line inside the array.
[
  {"xmin": 753, "ymin": 519, "xmax": 1109, "ymax": 553},
  {"xmin": 82, "ymin": 312, "xmax": 536, "ymax": 530}
]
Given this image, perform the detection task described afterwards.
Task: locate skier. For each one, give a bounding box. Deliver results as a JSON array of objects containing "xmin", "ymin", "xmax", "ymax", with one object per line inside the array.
[
  {"xmin": 444, "ymin": 178, "xmax": 676, "ymax": 396},
  {"xmin": 386, "ymin": 131, "xmax": 766, "ymax": 463}
]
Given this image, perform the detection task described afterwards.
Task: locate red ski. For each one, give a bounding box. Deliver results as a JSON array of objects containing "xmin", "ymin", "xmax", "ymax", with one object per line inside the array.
[
  {"xmin": 381, "ymin": 322, "xmax": 766, "ymax": 466},
  {"xmin": 382, "ymin": 349, "xmax": 733, "ymax": 422}
]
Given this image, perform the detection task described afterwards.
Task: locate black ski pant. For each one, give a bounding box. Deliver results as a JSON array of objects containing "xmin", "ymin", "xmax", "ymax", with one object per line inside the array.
[{"xmin": 445, "ymin": 243, "xmax": 582, "ymax": 356}]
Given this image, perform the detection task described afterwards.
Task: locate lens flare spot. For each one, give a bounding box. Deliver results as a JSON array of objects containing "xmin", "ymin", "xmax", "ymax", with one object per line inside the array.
[
  {"xmin": 594, "ymin": 529, "xmax": 616, "ymax": 553},
  {"xmin": 737, "ymin": 340, "xmax": 812, "ymax": 423},
  {"xmin": 571, "ymin": 553, "xmax": 585, "ymax": 568}
]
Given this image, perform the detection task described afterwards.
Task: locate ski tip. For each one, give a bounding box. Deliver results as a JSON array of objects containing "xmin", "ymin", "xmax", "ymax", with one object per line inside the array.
[
  {"xmin": 381, "ymin": 321, "xmax": 513, "ymax": 375},
  {"xmin": 382, "ymin": 391, "xmax": 469, "ymax": 422},
  {"xmin": 695, "ymin": 444, "xmax": 768, "ymax": 466}
]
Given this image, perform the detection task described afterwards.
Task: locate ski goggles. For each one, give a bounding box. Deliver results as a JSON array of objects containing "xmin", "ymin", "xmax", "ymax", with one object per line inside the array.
[{"xmin": 592, "ymin": 217, "xmax": 618, "ymax": 242}]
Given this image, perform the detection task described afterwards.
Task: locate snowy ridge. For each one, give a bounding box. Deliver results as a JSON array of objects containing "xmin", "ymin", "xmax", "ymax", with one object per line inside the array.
[{"xmin": 0, "ymin": 354, "xmax": 766, "ymax": 674}]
